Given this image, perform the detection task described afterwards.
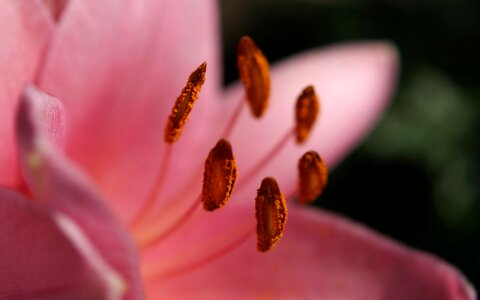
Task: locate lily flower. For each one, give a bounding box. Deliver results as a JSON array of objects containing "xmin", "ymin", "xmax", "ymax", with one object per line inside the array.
[{"xmin": 0, "ymin": 0, "xmax": 475, "ymax": 299}]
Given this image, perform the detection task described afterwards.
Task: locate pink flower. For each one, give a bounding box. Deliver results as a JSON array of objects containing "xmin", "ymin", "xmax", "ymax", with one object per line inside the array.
[{"xmin": 0, "ymin": 0, "xmax": 475, "ymax": 299}]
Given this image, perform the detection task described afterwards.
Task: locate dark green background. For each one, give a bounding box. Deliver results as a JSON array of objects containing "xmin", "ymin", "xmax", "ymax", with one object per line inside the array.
[{"xmin": 220, "ymin": 0, "xmax": 479, "ymax": 288}]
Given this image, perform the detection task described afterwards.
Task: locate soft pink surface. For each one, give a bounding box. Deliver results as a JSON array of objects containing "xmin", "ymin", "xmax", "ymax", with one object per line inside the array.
[
  {"xmin": 16, "ymin": 87, "xmax": 145, "ymax": 299},
  {"xmin": 38, "ymin": 0, "xmax": 223, "ymax": 222},
  {"xmin": 144, "ymin": 206, "xmax": 475, "ymax": 300},
  {"xmin": 0, "ymin": 188, "xmax": 121, "ymax": 300},
  {"xmin": 0, "ymin": 0, "xmax": 53, "ymax": 187}
]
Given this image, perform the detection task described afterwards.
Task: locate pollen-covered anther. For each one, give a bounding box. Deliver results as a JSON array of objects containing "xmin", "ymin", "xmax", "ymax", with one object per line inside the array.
[
  {"xmin": 202, "ymin": 139, "xmax": 238, "ymax": 211},
  {"xmin": 164, "ymin": 62, "xmax": 207, "ymax": 143},
  {"xmin": 295, "ymin": 85, "xmax": 320, "ymax": 144},
  {"xmin": 298, "ymin": 150, "xmax": 328, "ymax": 204},
  {"xmin": 255, "ymin": 177, "xmax": 288, "ymax": 252},
  {"xmin": 237, "ymin": 36, "xmax": 270, "ymax": 118}
]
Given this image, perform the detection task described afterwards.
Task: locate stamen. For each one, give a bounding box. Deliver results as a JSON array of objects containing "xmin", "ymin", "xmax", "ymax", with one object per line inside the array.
[
  {"xmin": 237, "ymin": 36, "xmax": 270, "ymax": 118},
  {"xmin": 202, "ymin": 139, "xmax": 238, "ymax": 211},
  {"xmin": 132, "ymin": 63, "xmax": 206, "ymax": 228},
  {"xmin": 136, "ymin": 139, "xmax": 237, "ymax": 247},
  {"xmin": 164, "ymin": 62, "xmax": 207, "ymax": 143},
  {"xmin": 256, "ymin": 177, "xmax": 288, "ymax": 252},
  {"xmin": 298, "ymin": 151, "xmax": 328, "ymax": 204},
  {"xmin": 295, "ymin": 85, "xmax": 319, "ymax": 144}
]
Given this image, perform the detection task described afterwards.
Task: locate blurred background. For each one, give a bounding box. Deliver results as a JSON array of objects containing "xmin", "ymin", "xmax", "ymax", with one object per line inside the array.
[{"xmin": 220, "ymin": 0, "xmax": 479, "ymax": 288}]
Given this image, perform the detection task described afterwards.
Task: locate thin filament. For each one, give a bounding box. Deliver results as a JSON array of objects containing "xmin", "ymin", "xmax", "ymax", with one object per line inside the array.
[
  {"xmin": 146, "ymin": 226, "xmax": 255, "ymax": 280},
  {"xmin": 236, "ymin": 127, "xmax": 295, "ymax": 190},
  {"xmin": 221, "ymin": 97, "xmax": 245, "ymax": 139},
  {"xmin": 139, "ymin": 194, "xmax": 202, "ymax": 249},
  {"xmin": 130, "ymin": 144, "xmax": 173, "ymax": 228}
]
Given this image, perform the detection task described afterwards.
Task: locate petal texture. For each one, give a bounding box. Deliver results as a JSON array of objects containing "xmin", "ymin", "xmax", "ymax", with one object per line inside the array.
[
  {"xmin": 16, "ymin": 87, "xmax": 145, "ymax": 299},
  {"xmin": 0, "ymin": 188, "xmax": 123, "ymax": 300},
  {"xmin": 222, "ymin": 42, "xmax": 398, "ymax": 203},
  {"xmin": 145, "ymin": 207, "xmax": 475, "ymax": 300},
  {"xmin": 38, "ymin": 0, "xmax": 223, "ymax": 221},
  {"xmin": 0, "ymin": 0, "xmax": 52, "ymax": 187}
]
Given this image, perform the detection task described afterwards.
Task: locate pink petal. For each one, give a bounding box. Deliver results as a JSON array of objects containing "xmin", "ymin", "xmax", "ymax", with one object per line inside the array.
[
  {"xmin": 38, "ymin": 0, "xmax": 223, "ymax": 221},
  {"xmin": 222, "ymin": 42, "xmax": 398, "ymax": 203},
  {"xmin": 145, "ymin": 206, "xmax": 475, "ymax": 300},
  {"xmin": 16, "ymin": 87, "xmax": 145, "ymax": 299},
  {"xmin": 0, "ymin": 188, "xmax": 124, "ymax": 299},
  {"xmin": 0, "ymin": 0, "xmax": 53, "ymax": 187}
]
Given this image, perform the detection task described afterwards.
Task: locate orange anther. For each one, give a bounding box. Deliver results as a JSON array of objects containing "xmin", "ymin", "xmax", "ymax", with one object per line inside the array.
[
  {"xmin": 255, "ymin": 177, "xmax": 288, "ymax": 252},
  {"xmin": 164, "ymin": 62, "xmax": 207, "ymax": 143},
  {"xmin": 295, "ymin": 85, "xmax": 319, "ymax": 144},
  {"xmin": 237, "ymin": 36, "xmax": 270, "ymax": 118},
  {"xmin": 298, "ymin": 151, "xmax": 328, "ymax": 204},
  {"xmin": 202, "ymin": 139, "xmax": 238, "ymax": 211}
]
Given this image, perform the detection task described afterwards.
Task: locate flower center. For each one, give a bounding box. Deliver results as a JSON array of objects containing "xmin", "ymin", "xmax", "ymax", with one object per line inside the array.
[{"xmin": 127, "ymin": 36, "xmax": 328, "ymax": 280}]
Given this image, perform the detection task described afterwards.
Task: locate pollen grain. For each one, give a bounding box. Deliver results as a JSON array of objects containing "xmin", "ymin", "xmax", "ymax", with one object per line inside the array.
[
  {"xmin": 237, "ymin": 36, "xmax": 270, "ymax": 118},
  {"xmin": 255, "ymin": 177, "xmax": 288, "ymax": 252},
  {"xmin": 202, "ymin": 139, "xmax": 238, "ymax": 211},
  {"xmin": 295, "ymin": 85, "xmax": 319, "ymax": 144},
  {"xmin": 298, "ymin": 150, "xmax": 328, "ymax": 204}
]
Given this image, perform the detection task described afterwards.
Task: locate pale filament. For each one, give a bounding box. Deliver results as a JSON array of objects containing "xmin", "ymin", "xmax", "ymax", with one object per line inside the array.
[
  {"xmin": 143, "ymin": 221, "xmax": 255, "ymax": 280},
  {"xmin": 129, "ymin": 144, "xmax": 173, "ymax": 229},
  {"xmin": 221, "ymin": 97, "xmax": 245, "ymax": 139},
  {"xmin": 236, "ymin": 127, "xmax": 295, "ymax": 191},
  {"xmin": 137, "ymin": 194, "xmax": 202, "ymax": 250}
]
